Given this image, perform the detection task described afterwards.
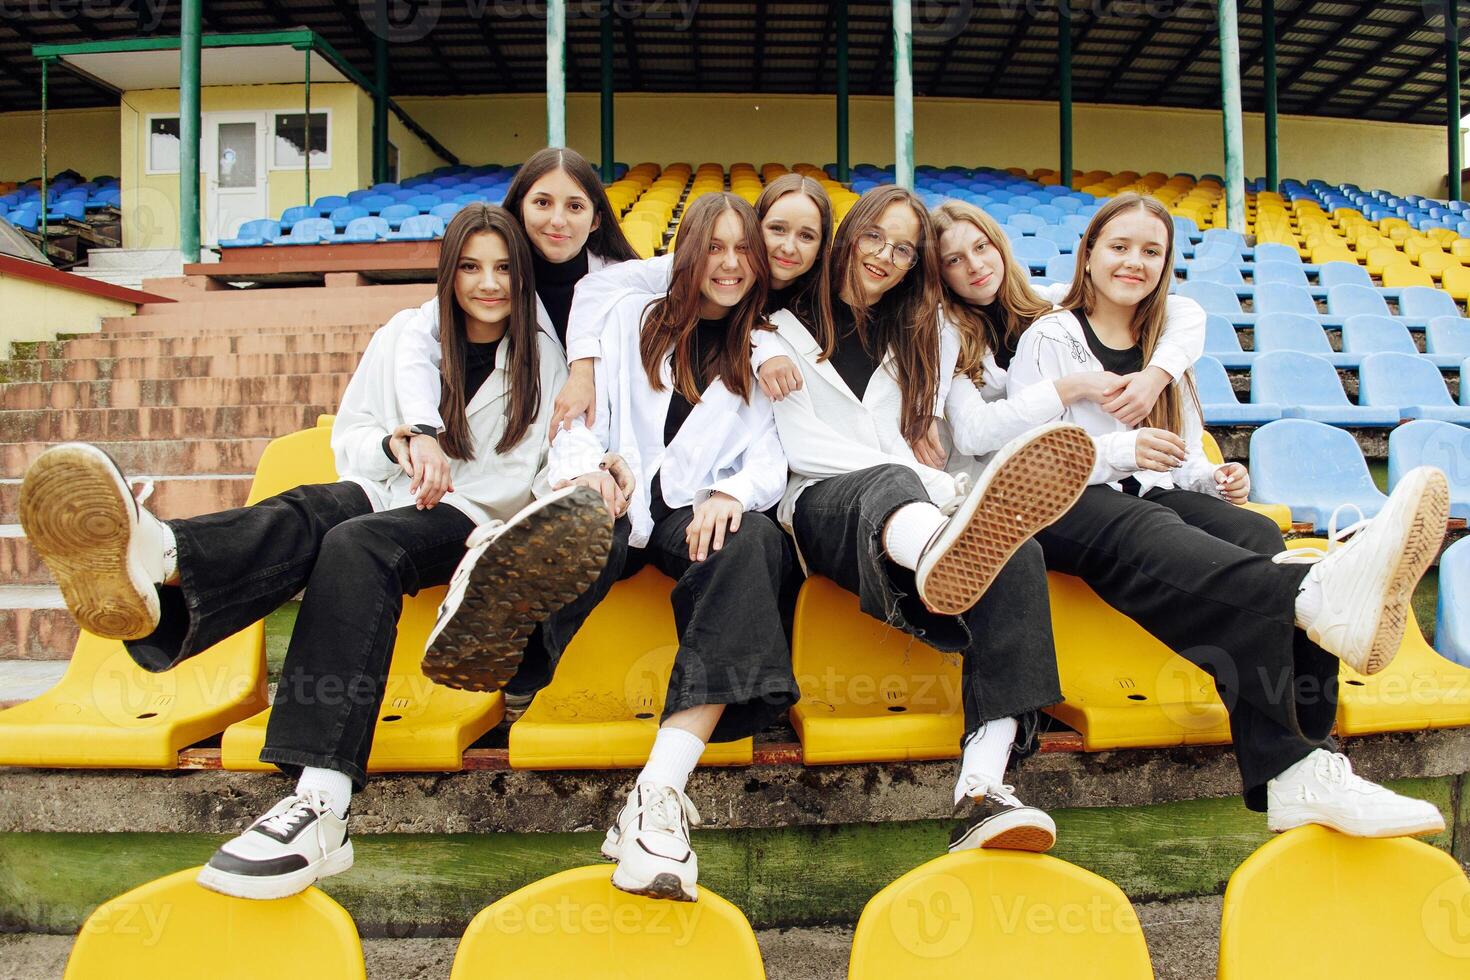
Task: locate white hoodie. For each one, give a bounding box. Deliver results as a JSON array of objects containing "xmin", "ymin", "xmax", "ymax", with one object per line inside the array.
[{"xmin": 333, "ymin": 304, "xmax": 567, "ymax": 526}]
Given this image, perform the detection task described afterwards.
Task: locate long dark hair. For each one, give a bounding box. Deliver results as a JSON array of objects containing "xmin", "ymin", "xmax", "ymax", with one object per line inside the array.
[
  {"xmin": 639, "ymin": 192, "xmax": 768, "ymax": 405},
  {"xmin": 755, "ymin": 173, "xmax": 837, "ymax": 356},
  {"xmin": 501, "ymin": 147, "xmax": 639, "ymax": 263},
  {"xmin": 435, "ymin": 204, "xmax": 541, "ymax": 460},
  {"xmin": 831, "ymin": 185, "xmax": 943, "ymax": 446}
]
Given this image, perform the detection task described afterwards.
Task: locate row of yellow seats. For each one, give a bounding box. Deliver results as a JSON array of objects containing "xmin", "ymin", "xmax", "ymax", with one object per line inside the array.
[{"xmin": 63, "ymin": 827, "xmax": 1470, "ymax": 979}]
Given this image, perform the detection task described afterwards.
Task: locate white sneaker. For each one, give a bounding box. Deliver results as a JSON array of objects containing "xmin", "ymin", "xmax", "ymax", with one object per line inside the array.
[
  {"xmin": 1278, "ymin": 466, "xmax": 1449, "ymax": 675},
  {"xmin": 602, "ymin": 783, "xmax": 702, "ymax": 902},
  {"xmin": 422, "ymin": 485, "xmax": 612, "ymax": 692},
  {"xmin": 916, "ymin": 422, "xmax": 1094, "ymax": 614},
  {"xmin": 948, "ymin": 776, "xmax": 1057, "ymax": 853},
  {"xmin": 196, "ymin": 791, "xmax": 353, "ymax": 900},
  {"xmin": 19, "ymin": 442, "xmax": 174, "ymax": 640},
  {"xmin": 1266, "ymin": 749, "xmax": 1445, "ymax": 838}
]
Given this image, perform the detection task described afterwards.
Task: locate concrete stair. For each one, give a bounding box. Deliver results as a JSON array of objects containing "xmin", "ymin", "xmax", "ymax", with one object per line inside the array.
[{"xmin": 0, "ymin": 275, "xmax": 429, "ymax": 660}]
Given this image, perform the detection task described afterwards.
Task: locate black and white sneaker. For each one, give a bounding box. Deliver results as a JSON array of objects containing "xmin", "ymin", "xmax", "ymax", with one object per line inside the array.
[
  {"xmin": 948, "ymin": 779, "xmax": 1057, "ymax": 854},
  {"xmin": 196, "ymin": 791, "xmax": 352, "ymax": 900},
  {"xmin": 602, "ymin": 783, "xmax": 702, "ymax": 902}
]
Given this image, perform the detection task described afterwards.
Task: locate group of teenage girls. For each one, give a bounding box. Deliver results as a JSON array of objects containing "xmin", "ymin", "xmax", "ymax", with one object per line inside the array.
[{"xmin": 22, "ymin": 147, "xmax": 1450, "ymax": 904}]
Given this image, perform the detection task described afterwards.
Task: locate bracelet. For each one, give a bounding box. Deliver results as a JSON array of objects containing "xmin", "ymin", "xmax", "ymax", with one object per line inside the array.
[{"xmin": 409, "ymin": 424, "xmax": 439, "ymax": 440}]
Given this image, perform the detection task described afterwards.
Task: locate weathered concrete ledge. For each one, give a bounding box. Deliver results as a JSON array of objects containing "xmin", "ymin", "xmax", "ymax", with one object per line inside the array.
[{"xmin": 2, "ymin": 727, "xmax": 1466, "ymax": 836}]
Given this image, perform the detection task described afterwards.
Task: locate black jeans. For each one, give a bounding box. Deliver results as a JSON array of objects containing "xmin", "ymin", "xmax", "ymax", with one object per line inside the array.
[
  {"xmin": 537, "ymin": 506, "xmax": 800, "ymax": 745},
  {"xmin": 791, "ymin": 464, "xmax": 1064, "ymax": 753},
  {"xmin": 1035, "ymin": 485, "xmax": 1337, "ymax": 810},
  {"xmin": 124, "ymin": 481, "xmax": 475, "ymax": 790}
]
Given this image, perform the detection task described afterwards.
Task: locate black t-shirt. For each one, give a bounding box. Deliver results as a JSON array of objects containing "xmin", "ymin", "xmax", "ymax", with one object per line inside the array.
[
  {"xmin": 1076, "ymin": 308, "xmax": 1143, "ymax": 376},
  {"xmin": 381, "ymin": 336, "xmax": 500, "ymax": 461},
  {"xmin": 651, "ymin": 316, "xmax": 727, "ymax": 520},
  {"xmin": 531, "ymin": 246, "xmax": 588, "ymax": 349},
  {"xmin": 827, "ymin": 304, "xmax": 886, "ymax": 401},
  {"xmin": 982, "ymin": 303, "xmax": 1020, "ymax": 371},
  {"xmin": 764, "ymin": 282, "xmax": 794, "ymax": 316}
]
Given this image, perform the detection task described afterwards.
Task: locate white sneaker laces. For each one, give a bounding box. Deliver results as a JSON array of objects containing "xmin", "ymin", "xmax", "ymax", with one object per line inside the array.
[
  {"xmin": 940, "ymin": 473, "xmax": 972, "ymax": 517},
  {"xmin": 1272, "ymin": 503, "xmax": 1370, "ymax": 565},
  {"xmin": 129, "ymin": 477, "xmax": 155, "ymax": 506},
  {"xmin": 1313, "ymin": 752, "xmax": 1378, "ymax": 795},
  {"xmin": 638, "ymin": 785, "xmax": 702, "ymax": 836},
  {"xmin": 259, "ymin": 790, "xmax": 333, "ymax": 853},
  {"xmin": 959, "ymin": 774, "xmax": 1024, "ymax": 808}
]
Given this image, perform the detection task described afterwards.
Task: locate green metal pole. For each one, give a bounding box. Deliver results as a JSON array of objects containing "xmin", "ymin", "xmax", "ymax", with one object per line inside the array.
[
  {"xmin": 304, "ymin": 45, "xmax": 312, "ymax": 207},
  {"xmin": 1263, "ymin": 0, "xmax": 1278, "ymax": 194},
  {"xmin": 1059, "ymin": 2, "xmax": 1073, "ymax": 191},
  {"xmin": 1449, "ymin": 0, "xmax": 1462, "ymax": 202},
  {"xmin": 836, "ymin": 0, "xmax": 849, "ymax": 183},
  {"xmin": 1218, "ymin": 0, "xmax": 1247, "ymax": 233},
  {"xmin": 39, "ymin": 56, "xmax": 48, "ymax": 256},
  {"xmin": 547, "ymin": 0, "xmax": 566, "ymax": 147},
  {"xmin": 601, "ymin": 0, "xmax": 614, "ymax": 182},
  {"xmin": 374, "ymin": 0, "xmax": 389, "ymax": 185},
  {"xmin": 179, "ymin": 0, "xmax": 201, "ymax": 262},
  {"xmin": 893, "ymin": 0, "xmax": 914, "ymax": 190}
]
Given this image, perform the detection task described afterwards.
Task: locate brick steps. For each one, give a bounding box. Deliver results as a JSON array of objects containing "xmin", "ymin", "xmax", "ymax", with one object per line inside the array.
[
  {"xmin": 21, "ymin": 331, "xmax": 378, "ymax": 361},
  {"xmin": 0, "ymin": 586, "xmax": 75, "ymax": 660},
  {"xmin": 0, "ymin": 374, "xmax": 351, "ymax": 411},
  {"xmin": 0, "ymin": 351, "xmax": 362, "ymax": 383},
  {"xmin": 0, "ymin": 474, "xmax": 252, "ymax": 524},
  {"xmin": 0, "ymin": 403, "xmax": 335, "ymax": 443},
  {"xmin": 4, "ymin": 438, "xmax": 273, "ymax": 477},
  {"xmin": 1, "ymin": 527, "xmax": 48, "ymax": 586}
]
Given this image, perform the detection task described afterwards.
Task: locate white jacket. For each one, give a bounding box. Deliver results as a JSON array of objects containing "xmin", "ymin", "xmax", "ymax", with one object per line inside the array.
[
  {"xmin": 1007, "ymin": 308, "xmax": 1223, "ymax": 496},
  {"xmin": 332, "ymin": 306, "xmax": 567, "ymax": 526},
  {"xmin": 546, "ymin": 288, "xmax": 788, "ymax": 548},
  {"xmin": 394, "ymin": 252, "xmax": 618, "ymax": 429},
  {"xmin": 764, "ymin": 308, "xmax": 963, "ymax": 527}
]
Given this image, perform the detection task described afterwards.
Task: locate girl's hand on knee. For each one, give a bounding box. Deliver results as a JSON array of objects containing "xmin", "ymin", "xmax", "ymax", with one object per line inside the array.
[
  {"xmin": 1214, "ymin": 462, "xmax": 1250, "ymax": 504},
  {"xmin": 686, "ymin": 492, "xmax": 743, "ymax": 561},
  {"xmin": 408, "ymin": 434, "xmax": 453, "ymax": 509},
  {"xmin": 1134, "ymin": 428, "xmax": 1187, "ymax": 472},
  {"xmin": 757, "ymin": 356, "xmax": 803, "ymax": 401}
]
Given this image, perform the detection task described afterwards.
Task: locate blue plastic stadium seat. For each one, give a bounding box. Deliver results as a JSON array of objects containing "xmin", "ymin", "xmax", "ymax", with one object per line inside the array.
[
  {"xmin": 7, "ymin": 209, "xmax": 38, "ymax": 232},
  {"xmin": 1327, "ymin": 283, "xmax": 1392, "ymax": 319},
  {"xmin": 1031, "ymin": 204, "xmax": 1064, "ymax": 223},
  {"xmin": 1254, "ymin": 313, "xmax": 1354, "ymax": 367},
  {"xmin": 1060, "ymin": 213, "xmax": 1089, "ymax": 235},
  {"xmin": 331, "ymin": 215, "xmax": 391, "ymax": 243},
  {"xmin": 1249, "ymin": 419, "xmax": 1388, "ymax": 529},
  {"xmin": 1252, "ymin": 351, "xmax": 1399, "ymax": 426},
  {"xmin": 430, "ymin": 202, "xmax": 464, "ymax": 222},
  {"xmin": 312, "ymin": 194, "xmax": 350, "ymax": 212},
  {"xmin": 1437, "ymin": 538, "xmax": 1470, "ymax": 666},
  {"xmin": 1008, "ymin": 213, "xmax": 1045, "ymax": 235},
  {"xmin": 985, "ymin": 202, "xmax": 1017, "ymax": 221},
  {"xmin": 1010, "ymin": 236, "xmax": 1060, "ymax": 270},
  {"xmin": 1253, "ymin": 242, "xmax": 1301, "ymax": 265},
  {"xmin": 1318, "ymin": 261, "xmax": 1374, "ymax": 289},
  {"xmin": 327, "ymin": 204, "xmax": 369, "ymax": 230},
  {"xmin": 1038, "ymin": 226, "xmax": 1077, "ymax": 253},
  {"xmin": 1426, "ymin": 316, "xmax": 1470, "ymax": 357},
  {"xmin": 1043, "ymin": 253, "xmax": 1074, "ymax": 282},
  {"xmin": 1255, "ymin": 282, "xmax": 1321, "ymax": 317},
  {"xmin": 1178, "ymin": 280, "xmax": 1245, "ymax": 317},
  {"xmin": 279, "ymin": 217, "xmax": 336, "ymax": 245},
  {"xmin": 1464, "ymin": 356, "xmax": 1470, "ymax": 406},
  {"xmin": 359, "ymin": 193, "xmax": 395, "ymax": 214},
  {"xmin": 1388, "ymin": 419, "xmax": 1470, "ymax": 519},
  {"xmin": 1010, "ymin": 194, "xmax": 1041, "ymax": 211},
  {"xmin": 1399, "ymin": 285, "xmax": 1461, "ymax": 320},
  {"xmin": 405, "ymin": 194, "xmax": 442, "ymax": 211},
  {"xmin": 1172, "ymin": 214, "xmax": 1203, "ymax": 240},
  {"xmin": 345, "ymin": 189, "xmax": 374, "ymax": 204},
  {"xmin": 1362, "ymin": 353, "xmax": 1470, "ymax": 423},
  {"xmin": 1345, "ymin": 315, "xmax": 1463, "ymax": 368},
  {"xmin": 1197, "ymin": 355, "xmax": 1280, "ymax": 424},
  {"xmin": 370, "ymin": 181, "xmax": 400, "ymax": 193},
  {"xmin": 1186, "ymin": 259, "xmax": 1246, "ymax": 285},
  {"xmin": 278, "ymin": 205, "xmax": 319, "ymax": 231},
  {"xmin": 1254, "ymin": 260, "xmax": 1310, "ymax": 286},
  {"xmin": 387, "ymin": 214, "xmax": 446, "ymax": 241},
  {"xmin": 218, "ymin": 218, "xmax": 282, "ymax": 248},
  {"xmin": 1205, "ymin": 313, "xmax": 1255, "ymax": 368},
  {"xmin": 378, "ymin": 204, "xmax": 419, "ymax": 230}
]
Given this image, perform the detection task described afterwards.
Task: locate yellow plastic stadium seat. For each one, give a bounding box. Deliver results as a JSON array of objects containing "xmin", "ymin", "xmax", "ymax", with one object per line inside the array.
[
  {"xmin": 1310, "ymin": 245, "xmax": 1356, "ymax": 266},
  {"xmin": 1441, "ymin": 264, "xmax": 1470, "ymax": 302},
  {"xmin": 1405, "ymin": 235, "xmax": 1439, "ymax": 263},
  {"xmin": 1382, "ymin": 264, "xmax": 1437, "ymax": 289},
  {"xmin": 450, "ymin": 866, "xmax": 764, "ymax": 980},
  {"xmin": 849, "ymin": 851, "xmax": 1152, "ymax": 979},
  {"xmin": 221, "ymin": 419, "xmax": 504, "ymax": 773},
  {"xmin": 509, "ymin": 566, "xmax": 751, "ymax": 768},
  {"xmin": 64, "ymin": 868, "xmax": 364, "ymax": 979},
  {"xmin": 623, "ymin": 223, "xmax": 657, "ymax": 259},
  {"xmin": 1200, "ymin": 431, "xmax": 1291, "ymax": 530},
  {"xmin": 1218, "ymin": 827, "xmax": 1470, "ymax": 979},
  {"xmin": 1451, "ymin": 238, "xmax": 1470, "ymax": 261},
  {"xmin": 1418, "ymin": 251, "xmax": 1460, "ymax": 278},
  {"xmin": 1367, "ymin": 246, "xmax": 1411, "ymax": 278}
]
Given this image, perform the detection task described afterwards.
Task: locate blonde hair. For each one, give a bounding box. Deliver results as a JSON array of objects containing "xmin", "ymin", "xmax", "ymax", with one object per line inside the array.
[
  {"xmin": 931, "ymin": 200, "xmax": 1053, "ymax": 384},
  {"xmin": 1062, "ymin": 193, "xmax": 1198, "ymax": 434}
]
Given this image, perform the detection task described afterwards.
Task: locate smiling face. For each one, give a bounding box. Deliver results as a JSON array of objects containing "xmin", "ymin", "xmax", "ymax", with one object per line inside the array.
[
  {"xmin": 1085, "ymin": 206, "xmax": 1169, "ymax": 313},
  {"xmin": 698, "ymin": 208, "xmax": 755, "ymax": 318},
  {"xmin": 938, "ymin": 219, "xmax": 1006, "ymax": 306},
  {"xmin": 519, "ymin": 166, "xmax": 600, "ymax": 263},
  {"xmin": 453, "ymin": 230, "xmax": 513, "ymax": 340},
  {"xmin": 851, "ymin": 200, "xmax": 921, "ymax": 307},
  {"xmin": 761, "ymin": 190, "xmax": 823, "ymax": 286}
]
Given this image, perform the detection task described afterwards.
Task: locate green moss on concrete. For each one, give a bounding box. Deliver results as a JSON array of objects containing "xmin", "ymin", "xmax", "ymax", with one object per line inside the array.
[{"xmin": 263, "ymin": 602, "xmax": 299, "ymax": 680}]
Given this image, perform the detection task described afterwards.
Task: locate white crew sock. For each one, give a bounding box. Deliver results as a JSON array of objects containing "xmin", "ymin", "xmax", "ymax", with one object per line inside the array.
[
  {"xmin": 954, "ymin": 716, "xmax": 1019, "ymax": 805},
  {"xmin": 158, "ymin": 520, "xmax": 179, "ymax": 583},
  {"xmin": 882, "ymin": 502, "xmax": 948, "ymax": 570},
  {"xmin": 295, "ymin": 766, "xmax": 353, "ymax": 819},
  {"xmin": 635, "ymin": 726, "xmax": 706, "ymax": 795},
  {"xmin": 1294, "ymin": 565, "xmax": 1323, "ymax": 632}
]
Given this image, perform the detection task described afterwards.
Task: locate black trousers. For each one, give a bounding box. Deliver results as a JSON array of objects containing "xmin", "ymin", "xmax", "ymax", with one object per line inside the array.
[
  {"xmin": 791, "ymin": 464, "xmax": 1064, "ymax": 753},
  {"xmin": 536, "ymin": 506, "xmax": 800, "ymax": 745},
  {"xmin": 1035, "ymin": 485, "xmax": 1337, "ymax": 811},
  {"xmin": 124, "ymin": 481, "xmax": 475, "ymax": 790}
]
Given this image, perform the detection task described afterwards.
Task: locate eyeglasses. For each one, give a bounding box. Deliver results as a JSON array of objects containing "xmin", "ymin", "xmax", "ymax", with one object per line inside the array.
[{"xmin": 856, "ymin": 228, "xmax": 919, "ymax": 271}]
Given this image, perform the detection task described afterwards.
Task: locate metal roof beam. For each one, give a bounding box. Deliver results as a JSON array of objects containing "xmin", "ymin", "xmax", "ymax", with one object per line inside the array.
[{"xmin": 981, "ymin": 10, "xmax": 1034, "ymax": 98}]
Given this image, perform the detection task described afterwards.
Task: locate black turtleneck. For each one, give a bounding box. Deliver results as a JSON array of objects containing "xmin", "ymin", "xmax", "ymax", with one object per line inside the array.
[
  {"xmin": 983, "ymin": 302, "xmax": 1020, "ymax": 370},
  {"xmin": 531, "ymin": 246, "xmax": 589, "ymax": 348},
  {"xmin": 764, "ymin": 282, "xmax": 795, "ymax": 316},
  {"xmin": 827, "ymin": 303, "xmax": 885, "ymax": 401}
]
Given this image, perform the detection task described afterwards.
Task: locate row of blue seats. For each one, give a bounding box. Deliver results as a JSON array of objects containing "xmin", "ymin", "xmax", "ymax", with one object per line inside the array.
[
  {"xmin": 280, "ymin": 188, "xmax": 508, "ymax": 229},
  {"xmin": 1204, "ymin": 313, "xmax": 1469, "ymax": 369},
  {"xmin": 220, "ymin": 213, "xmax": 447, "ymax": 247},
  {"xmin": 0, "ymin": 197, "xmax": 112, "ymax": 232},
  {"xmin": 1200, "ymin": 351, "xmax": 1470, "ymax": 427},
  {"xmin": 1178, "ymin": 279, "xmax": 1453, "ymax": 328}
]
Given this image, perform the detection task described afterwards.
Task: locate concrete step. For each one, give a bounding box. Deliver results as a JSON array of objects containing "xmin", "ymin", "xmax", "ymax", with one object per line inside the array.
[
  {"xmin": 0, "ymin": 526, "xmax": 49, "ymax": 586},
  {"xmin": 0, "ymin": 586, "xmax": 74, "ymax": 659},
  {"xmin": 21, "ymin": 330, "xmax": 378, "ymax": 361},
  {"xmin": 76, "ymin": 248, "xmax": 192, "ymax": 273},
  {"xmin": 98, "ymin": 317, "xmax": 385, "ymax": 338},
  {"xmin": 0, "ymin": 374, "xmax": 351, "ymax": 411},
  {"xmin": 131, "ymin": 281, "xmax": 427, "ymax": 313},
  {"xmin": 3, "ymin": 439, "xmax": 271, "ymax": 479},
  {"xmin": 0, "ymin": 351, "xmax": 361, "ymax": 383},
  {"xmin": 0, "ymin": 403, "xmax": 334, "ymax": 443},
  {"xmin": 0, "ymin": 474, "xmax": 252, "ymax": 523},
  {"xmin": 0, "ymin": 658, "xmax": 67, "ymax": 707}
]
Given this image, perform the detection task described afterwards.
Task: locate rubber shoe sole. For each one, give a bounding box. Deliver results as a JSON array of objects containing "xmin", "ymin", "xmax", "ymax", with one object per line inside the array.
[
  {"xmin": 949, "ymin": 808, "xmax": 1057, "ymax": 854},
  {"xmin": 19, "ymin": 443, "xmax": 161, "ymax": 640},
  {"xmin": 611, "ymin": 865, "xmax": 698, "ymax": 903},
  {"xmin": 1266, "ymin": 805, "xmax": 1445, "ymax": 839},
  {"xmin": 195, "ymin": 840, "xmax": 355, "ymax": 901},
  {"xmin": 919, "ymin": 422, "xmax": 1095, "ymax": 615},
  {"xmin": 1357, "ymin": 468, "xmax": 1448, "ymax": 675},
  {"xmin": 421, "ymin": 487, "xmax": 613, "ymax": 692}
]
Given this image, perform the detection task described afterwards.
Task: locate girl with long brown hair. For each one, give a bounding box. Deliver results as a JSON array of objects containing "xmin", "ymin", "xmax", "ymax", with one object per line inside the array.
[
  {"xmin": 439, "ymin": 192, "xmax": 796, "ymax": 903},
  {"xmin": 762, "ymin": 184, "xmax": 1097, "ymax": 855},
  {"xmin": 19, "ymin": 205, "xmax": 612, "ymax": 901},
  {"xmin": 1009, "ymin": 193, "xmax": 1449, "ymax": 838}
]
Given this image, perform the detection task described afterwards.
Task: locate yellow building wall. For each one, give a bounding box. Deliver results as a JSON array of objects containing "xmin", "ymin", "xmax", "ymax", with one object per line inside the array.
[
  {"xmin": 396, "ymin": 93, "xmax": 1450, "ymax": 199},
  {"xmin": 0, "ymin": 274, "xmax": 136, "ymax": 348},
  {"xmin": 0, "ymin": 107, "xmax": 121, "ymax": 183}
]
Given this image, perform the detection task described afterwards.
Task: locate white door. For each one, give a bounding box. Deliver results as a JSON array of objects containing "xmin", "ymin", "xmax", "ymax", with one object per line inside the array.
[{"xmin": 203, "ymin": 112, "xmax": 268, "ymax": 246}]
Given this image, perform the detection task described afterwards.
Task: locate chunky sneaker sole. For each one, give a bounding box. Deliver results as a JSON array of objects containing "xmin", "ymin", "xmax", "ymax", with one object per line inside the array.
[
  {"xmin": 611, "ymin": 866, "xmax": 699, "ymax": 903},
  {"xmin": 19, "ymin": 443, "xmax": 161, "ymax": 640},
  {"xmin": 949, "ymin": 806, "xmax": 1057, "ymax": 853},
  {"xmin": 918, "ymin": 422, "xmax": 1094, "ymax": 615},
  {"xmin": 196, "ymin": 839, "xmax": 355, "ymax": 901},
  {"xmin": 1266, "ymin": 805, "xmax": 1445, "ymax": 839},
  {"xmin": 422, "ymin": 487, "xmax": 613, "ymax": 692}
]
